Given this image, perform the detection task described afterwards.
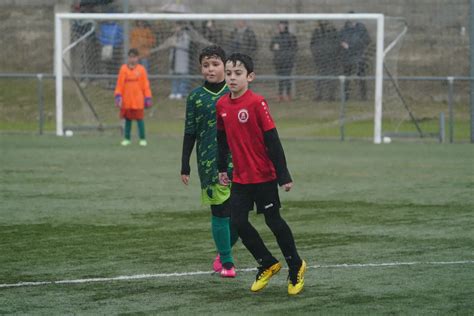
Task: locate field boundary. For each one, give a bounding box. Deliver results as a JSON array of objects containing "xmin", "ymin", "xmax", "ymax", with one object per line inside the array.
[{"xmin": 1, "ymin": 260, "xmax": 472, "ymax": 289}]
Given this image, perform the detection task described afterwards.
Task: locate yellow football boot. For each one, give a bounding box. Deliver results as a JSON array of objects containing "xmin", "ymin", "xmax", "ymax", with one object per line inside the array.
[
  {"xmin": 288, "ymin": 260, "xmax": 307, "ymax": 295},
  {"xmin": 250, "ymin": 262, "xmax": 282, "ymax": 292}
]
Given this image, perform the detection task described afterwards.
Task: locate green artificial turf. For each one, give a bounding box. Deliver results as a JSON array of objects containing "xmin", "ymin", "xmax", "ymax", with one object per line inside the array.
[{"xmin": 0, "ymin": 135, "xmax": 473, "ymax": 313}]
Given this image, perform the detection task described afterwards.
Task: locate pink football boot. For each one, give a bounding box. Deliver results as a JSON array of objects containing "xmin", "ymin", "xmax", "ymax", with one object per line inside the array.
[
  {"xmin": 212, "ymin": 254, "xmax": 222, "ymax": 272},
  {"xmin": 220, "ymin": 266, "xmax": 236, "ymax": 278}
]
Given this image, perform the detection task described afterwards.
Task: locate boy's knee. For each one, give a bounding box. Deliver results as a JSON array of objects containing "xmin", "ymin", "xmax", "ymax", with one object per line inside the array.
[
  {"xmin": 264, "ymin": 209, "xmax": 285, "ymax": 231},
  {"xmin": 231, "ymin": 212, "xmax": 251, "ymax": 230}
]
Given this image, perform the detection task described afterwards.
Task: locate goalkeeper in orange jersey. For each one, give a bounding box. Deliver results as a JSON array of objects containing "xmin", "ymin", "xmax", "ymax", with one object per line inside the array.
[{"xmin": 114, "ymin": 48, "xmax": 152, "ymax": 146}]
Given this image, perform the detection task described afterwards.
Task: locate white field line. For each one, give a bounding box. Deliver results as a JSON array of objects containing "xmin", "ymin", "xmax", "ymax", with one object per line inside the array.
[{"xmin": 1, "ymin": 260, "xmax": 473, "ymax": 289}]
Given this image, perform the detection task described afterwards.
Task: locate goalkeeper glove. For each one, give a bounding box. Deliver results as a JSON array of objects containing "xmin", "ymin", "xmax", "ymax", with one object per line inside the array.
[
  {"xmin": 114, "ymin": 95, "xmax": 122, "ymax": 108},
  {"xmin": 144, "ymin": 97, "xmax": 152, "ymax": 108}
]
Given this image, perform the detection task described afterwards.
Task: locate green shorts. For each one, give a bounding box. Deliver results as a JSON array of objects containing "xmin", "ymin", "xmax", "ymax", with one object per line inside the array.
[{"xmin": 201, "ymin": 184, "xmax": 231, "ymax": 205}]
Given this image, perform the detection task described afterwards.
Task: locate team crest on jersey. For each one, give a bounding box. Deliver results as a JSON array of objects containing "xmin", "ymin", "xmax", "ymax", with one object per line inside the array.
[{"xmin": 238, "ymin": 109, "xmax": 249, "ymax": 123}]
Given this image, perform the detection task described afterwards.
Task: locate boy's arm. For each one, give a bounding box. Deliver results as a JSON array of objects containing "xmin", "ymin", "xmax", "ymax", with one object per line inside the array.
[
  {"xmin": 217, "ymin": 129, "xmax": 230, "ymax": 186},
  {"xmin": 181, "ymin": 133, "xmax": 196, "ymax": 175},
  {"xmin": 141, "ymin": 67, "xmax": 152, "ymax": 99},
  {"xmin": 217, "ymin": 129, "xmax": 229, "ymax": 173},
  {"xmin": 264, "ymin": 128, "xmax": 292, "ymax": 186},
  {"xmin": 114, "ymin": 66, "xmax": 125, "ymax": 106},
  {"xmin": 114, "ymin": 66, "xmax": 125, "ymax": 97},
  {"xmin": 216, "ymin": 103, "xmax": 228, "ymax": 173},
  {"xmin": 142, "ymin": 68, "xmax": 152, "ymax": 108},
  {"xmin": 216, "ymin": 102, "xmax": 231, "ymax": 185},
  {"xmin": 254, "ymin": 98, "xmax": 291, "ymax": 186},
  {"xmin": 181, "ymin": 95, "xmax": 196, "ymax": 176}
]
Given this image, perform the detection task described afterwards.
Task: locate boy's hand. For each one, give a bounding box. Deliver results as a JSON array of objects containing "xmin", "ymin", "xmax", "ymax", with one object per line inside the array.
[
  {"xmin": 144, "ymin": 97, "xmax": 152, "ymax": 108},
  {"xmin": 281, "ymin": 182, "xmax": 293, "ymax": 192},
  {"xmin": 181, "ymin": 174, "xmax": 190, "ymax": 185},
  {"xmin": 219, "ymin": 172, "xmax": 230, "ymax": 186},
  {"xmin": 114, "ymin": 95, "xmax": 122, "ymax": 108}
]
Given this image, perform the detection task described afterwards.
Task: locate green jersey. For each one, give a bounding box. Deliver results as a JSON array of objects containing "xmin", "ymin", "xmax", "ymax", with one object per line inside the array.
[{"xmin": 184, "ymin": 84, "xmax": 230, "ymax": 191}]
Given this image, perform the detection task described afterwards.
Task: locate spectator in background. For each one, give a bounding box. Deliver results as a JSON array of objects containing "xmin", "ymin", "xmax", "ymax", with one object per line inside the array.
[
  {"xmin": 155, "ymin": 22, "xmax": 213, "ymax": 100},
  {"xmin": 130, "ymin": 21, "xmax": 156, "ymax": 73},
  {"xmin": 269, "ymin": 21, "xmax": 298, "ymax": 102},
  {"xmin": 98, "ymin": 19, "xmax": 123, "ymax": 87},
  {"xmin": 165, "ymin": 22, "xmax": 192, "ymax": 100},
  {"xmin": 310, "ymin": 21, "xmax": 340, "ymax": 101},
  {"xmin": 201, "ymin": 20, "xmax": 224, "ymax": 47},
  {"xmin": 339, "ymin": 13, "xmax": 371, "ymax": 101},
  {"xmin": 229, "ymin": 21, "xmax": 258, "ymax": 59}
]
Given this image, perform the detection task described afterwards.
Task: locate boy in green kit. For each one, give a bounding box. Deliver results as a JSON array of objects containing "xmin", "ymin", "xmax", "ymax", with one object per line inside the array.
[{"xmin": 180, "ymin": 45, "xmax": 237, "ymax": 277}]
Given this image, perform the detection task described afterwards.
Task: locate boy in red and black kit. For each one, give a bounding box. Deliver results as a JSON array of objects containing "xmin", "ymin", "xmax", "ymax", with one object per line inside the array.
[{"xmin": 216, "ymin": 53, "xmax": 306, "ymax": 295}]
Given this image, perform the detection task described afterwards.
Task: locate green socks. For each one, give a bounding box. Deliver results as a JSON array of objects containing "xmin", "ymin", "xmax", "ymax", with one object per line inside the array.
[
  {"xmin": 211, "ymin": 216, "xmax": 234, "ymax": 265},
  {"xmin": 123, "ymin": 119, "xmax": 146, "ymax": 140},
  {"xmin": 137, "ymin": 119, "xmax": 145, "ymax": 140},
  {"xmin": 124, "ymin": 119, "xmax": 132, "ymax": 140}
]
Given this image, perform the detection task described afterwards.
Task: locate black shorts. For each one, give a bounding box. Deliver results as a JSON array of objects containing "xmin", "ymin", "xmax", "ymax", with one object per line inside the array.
[{"xmin": 230, "ymin": 180, "xmax": 281, "ymax": 214}]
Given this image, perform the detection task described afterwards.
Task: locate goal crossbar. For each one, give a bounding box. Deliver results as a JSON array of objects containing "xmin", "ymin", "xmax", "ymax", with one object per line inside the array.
[{"xmin": 55, "ymin": 13, "xmax": 384, "ymax": 143}]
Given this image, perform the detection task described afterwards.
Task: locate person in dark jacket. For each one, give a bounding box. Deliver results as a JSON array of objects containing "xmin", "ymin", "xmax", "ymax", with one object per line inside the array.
[
  {"xmin": 269, "ymin": 21, "xmax": 298, "ymax": 102},
  {"xmin": 229, "ymin": 21, "xmax": 258, "ymax": 59},
  {"xmin": 310, "ymin": 21, "xmax": 340, "ymax": 101},
  {"xmin": 339, "ymin": 16, "xmax": 371, "ymax": 101}
]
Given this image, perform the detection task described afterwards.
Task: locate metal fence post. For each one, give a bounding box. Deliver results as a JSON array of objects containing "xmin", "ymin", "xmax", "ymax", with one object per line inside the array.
[
  {"xmin": 339, "ymin": 75, "xmax": 346, "ymax": 141},
  {"xmin": 470, "ymin": 0, "xmax": 474, "ymax": 143},
  {"xmin": 37, "ymin": 73, "xmax": 44, "ymax": 135},
  {"xmin": 439, "ymin": 112, "xmax": 446, "ymax": 143},
  {"xmin": 447, "ymin": 77, "xmax": 454, "ymax": 143},
  {"xmin": 122, "ymin": 0, "xmax": 130, "ymax": 64}
]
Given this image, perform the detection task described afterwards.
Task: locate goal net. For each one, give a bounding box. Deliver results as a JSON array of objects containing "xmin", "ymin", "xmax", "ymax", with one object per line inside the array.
[{"xmin": 55, "ymin": 13, "xmax": 403, "ymax": 143}]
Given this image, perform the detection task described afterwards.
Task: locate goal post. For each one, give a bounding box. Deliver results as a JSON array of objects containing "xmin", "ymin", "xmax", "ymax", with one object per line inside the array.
[{"xmin": 55, "ymin": 13, "xmax": 384, "ymax": 143}]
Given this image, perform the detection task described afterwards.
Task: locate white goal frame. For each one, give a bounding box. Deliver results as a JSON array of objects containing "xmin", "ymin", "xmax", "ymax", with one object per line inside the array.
[{"xmin": 55, "ymin": 13, "xmax": 384, "ymax": 143}]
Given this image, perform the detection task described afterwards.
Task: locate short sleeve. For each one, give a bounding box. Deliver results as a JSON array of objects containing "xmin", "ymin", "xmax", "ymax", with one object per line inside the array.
[{"xmin": 256, "ymin": 98, "xmax": 275, "ymax": 132}]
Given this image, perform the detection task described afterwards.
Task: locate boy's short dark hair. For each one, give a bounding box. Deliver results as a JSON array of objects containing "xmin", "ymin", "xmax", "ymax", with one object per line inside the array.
[
  {"xmin": 199, "ymin": 45, "xmax": 226, "ymax": 64},
  {"xmin": 226, "ymin": 53, "xmax": 254, "ymax": 74},
  {"xmin": 128, "ymin": 48, "xmax": 139, "ymax": 57}
]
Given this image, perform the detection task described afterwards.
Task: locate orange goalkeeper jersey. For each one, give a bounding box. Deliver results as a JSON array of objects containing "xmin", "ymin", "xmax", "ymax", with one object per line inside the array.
[{"xmin": 114, "ymin": 64, "xmax": 152, "ymax": 110}]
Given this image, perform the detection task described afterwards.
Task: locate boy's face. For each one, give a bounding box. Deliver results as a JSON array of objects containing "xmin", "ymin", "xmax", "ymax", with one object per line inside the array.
[
  {"xmin": 201, "ymin": 56, "xmax": 225, "ymax": 83},
  {"xmin": 225, "ymin": 60, "xmax": 254, "ymax": 97},
  {"xmin": 128, "ymin": 54, "xmax": 139, "ymax": 66}
]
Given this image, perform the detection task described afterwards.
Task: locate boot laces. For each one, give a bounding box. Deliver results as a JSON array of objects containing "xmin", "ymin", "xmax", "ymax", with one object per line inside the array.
[
  {"xmin": 288, "ymin": 267, "xmax": 299, "ymax": 286},
  {"xmin": 256, "ymin": 266, "xmax": 267, "ymax": 281}
]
